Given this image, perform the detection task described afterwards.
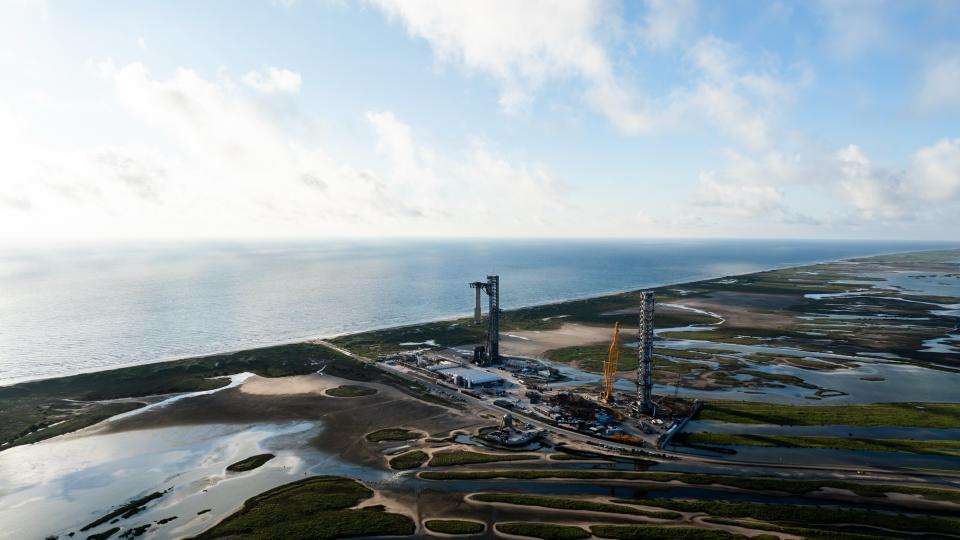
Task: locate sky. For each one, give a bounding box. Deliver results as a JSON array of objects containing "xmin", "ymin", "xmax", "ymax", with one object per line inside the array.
[{"xmin": 1, "ymin": 0, "xmax": 959, "ymax": 241}]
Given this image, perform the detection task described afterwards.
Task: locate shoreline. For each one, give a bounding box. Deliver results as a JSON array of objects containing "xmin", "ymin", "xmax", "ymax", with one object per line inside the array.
[{"xmin": 2, "ymin": 245, "xmax": 955, "ymax": 388}]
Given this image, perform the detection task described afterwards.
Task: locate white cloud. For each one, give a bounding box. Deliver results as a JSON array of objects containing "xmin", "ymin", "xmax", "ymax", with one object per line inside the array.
[
  {"xmin": 370, "ymin": 3, "xmax": 800, "ymax": 148},
  {"xmin": 640, "ymin": 0, "xmax": 697, "ymax": 49},
  {"xmin": 242, "ymin": 66, "xmax": 302, "ymax": 94},
  {"xmin": 369, "ymin": 0, "xmax": 657, "ymax": 132},
  {"xmin": 917, "ymin": 54, "xmax": 960, "ymax": 112},
  {"xmin": 817, "ymin": 0, "xmax": 889, "ymax": 59},
  {"xmin": 911, "ymin": 138, "xmax": 960, "ymax": 201},
  {"xmin": 835, "ymin": 144, "xmax": 906, "ymax": 219},
  {"xmin": 696, "ymin": 170, "xmax": 785, "ymax": 218},
  {"xmin": 690, "ymin": 138, "xmax": 960, "ymax": 227},
  {"xmin": 673, "ymin": 36, "xmax": 802, "ymax": 149},
  {"xmin": 0, "ymin": 62, "xmax": 570, "ymax": 238}
]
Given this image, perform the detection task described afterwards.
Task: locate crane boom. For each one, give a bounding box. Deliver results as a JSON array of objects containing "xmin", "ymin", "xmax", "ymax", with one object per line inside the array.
[{"xmin": 602, "ymin": 322, "xmax": 620, "ymax": 403}]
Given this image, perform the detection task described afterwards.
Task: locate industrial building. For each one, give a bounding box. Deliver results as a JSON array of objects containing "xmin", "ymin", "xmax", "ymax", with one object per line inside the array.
[{"xmin": 436, "ymin": 366, "xmax": 504, "ymax": 389}]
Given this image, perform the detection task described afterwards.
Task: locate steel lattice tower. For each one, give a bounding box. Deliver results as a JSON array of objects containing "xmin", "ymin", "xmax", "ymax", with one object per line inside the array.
[
  {"xmin": 486, "ymin": 275, "xmax": 500, "ymax": 362},
  {"xmin": 468, "ymin": 275, "xmax": 500, "ymax": 364},
  {"xmin": 637, "ymin": 291, "xmax": 655, "ymax": 414}
]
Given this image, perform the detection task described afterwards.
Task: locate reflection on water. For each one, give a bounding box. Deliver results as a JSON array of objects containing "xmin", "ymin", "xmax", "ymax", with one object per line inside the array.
[{"xmin": 0, "ymin": 421, "xmax": 369, "ymax": 540}]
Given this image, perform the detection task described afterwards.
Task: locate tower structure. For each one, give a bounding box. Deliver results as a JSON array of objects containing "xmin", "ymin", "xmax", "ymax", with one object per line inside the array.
[
  {"xmin": 636, "ymin": 291, "xmax": 655, "ymax": 415},
  {"xmin": 468, "ymin": 275, "xmax": 500, "ymax": 364}
]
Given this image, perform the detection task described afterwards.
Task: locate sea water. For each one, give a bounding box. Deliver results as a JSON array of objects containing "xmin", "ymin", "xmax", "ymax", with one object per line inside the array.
[{"xmin": 0, "ymin": 239, "xmax": 955, "ymax": 384}]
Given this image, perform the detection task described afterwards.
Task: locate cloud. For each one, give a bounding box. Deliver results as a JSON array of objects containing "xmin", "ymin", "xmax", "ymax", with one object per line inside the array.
[
  {"xmin": 835, "ymin": 144, "xmax": 906, "ymax": 219},
  {"xmin": 673, "ymin": 36, "xmax": 805, "ymax": 149},
  {"xmin": 691, "ymin": 138, "xmax": 960, "ymax": 227},
  {"xmin": 911, "ymin": 137, "xmax": 960, "ymax": 201},
  {"xmin": 0, "ymin": 62, "xmax": 570, "ymax": 238},
  {"xmin": 363, "ymin": 109, "xmax": 566, "ymax": 224},
  {"xmin": 696, "ymin": 170, "xmax": 785, "ymax": 218},
  {"xmin": 370, "ymin": 3, "xmax": 800, "ymax": 148},
  {"xmin": 817, "ymin": 0, "xmax": 889, "ymax": 59},
  {"xmin": 369, "ymin": 0, "xmax": 657, "ymax": 131},
  {"xmin": 640, "ymin": 0, "xmax": 697, "ymax": 49},
  {"xmin": 917, "ymin": 53, "xmax": 960, "ymax": 112},
  {"xmin": 242, "ymin": 66, "xmax": 302, "ymax": 94}
]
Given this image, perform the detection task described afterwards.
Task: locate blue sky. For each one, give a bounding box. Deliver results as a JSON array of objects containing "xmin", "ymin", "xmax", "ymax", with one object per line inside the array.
[{"xmin": 1, "ymin": 0, "xmax": 959, "ymax": 240}]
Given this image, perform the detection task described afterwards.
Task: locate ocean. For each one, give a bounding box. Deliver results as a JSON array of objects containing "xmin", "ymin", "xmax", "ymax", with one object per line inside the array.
[{"xmin": 1, "ymin": 239, "xmax": 955, "ymax": 385}]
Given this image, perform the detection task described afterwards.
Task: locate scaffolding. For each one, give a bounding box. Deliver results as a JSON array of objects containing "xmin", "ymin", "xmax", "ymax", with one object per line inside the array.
[
  {"xmin": 635, "ymin": 291, "xmax": 655, "ymax": 415},
  {"xmin": 601, "ymin": 322, "xmax": 620, "ymax": 403},
  {"xmin": 469, "ymin": 275, "xmax": 500, "ymax": 364}
]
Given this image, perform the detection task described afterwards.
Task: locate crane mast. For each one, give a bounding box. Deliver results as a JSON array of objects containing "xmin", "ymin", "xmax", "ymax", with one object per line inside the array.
[{"xmin": 602, "ymin": 322, "xmax": 620, "ymax": 403}]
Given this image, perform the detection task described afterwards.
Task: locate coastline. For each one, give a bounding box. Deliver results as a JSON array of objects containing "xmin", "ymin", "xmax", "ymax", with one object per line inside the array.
[{"xmin": 2, "ymin": 245, "xmax": 953, "ymax": 389}]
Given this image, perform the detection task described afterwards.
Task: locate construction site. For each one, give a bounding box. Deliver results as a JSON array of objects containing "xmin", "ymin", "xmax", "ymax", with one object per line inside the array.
[{"xmin": 380, "ymin": 275, "xmax": 698, "ymax": 450}]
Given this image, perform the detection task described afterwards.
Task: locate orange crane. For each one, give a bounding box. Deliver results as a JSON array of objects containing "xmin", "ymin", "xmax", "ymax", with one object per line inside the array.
[{"xmin": 601, "ymin": 322, "xmax": 620, "ymax": 403}]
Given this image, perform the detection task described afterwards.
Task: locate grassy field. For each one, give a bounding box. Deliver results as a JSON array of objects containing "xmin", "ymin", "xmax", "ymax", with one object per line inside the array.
[
  {"xmin": 495, "ymin": 522, "xmax": 590, "ymax": 540},
  {"xmin": 365, "ymin": 428, "xmax": 424, "ymax": 443},
  {"xmin": 325, "ymin": 384, "xmax": 377, "ymax": 397},
  {"xmin": 419, "ymin": 469, "xmax": 960, "ymax": 503},
  {"xmin": 676, "ymin": 432, "xmax": 960, "ymax": 456},
  {"xmin": 226, "ymin": 453, "xmax": 275, "ymax": 472},
  {"xmin": 472, "ymin": 493, "xmax": 680, "ymax": 519},
  {"xmin": 329, "ymin": 287, "xmax": 715, "ymax": 358},
  {"xmin": 0, "ymin": 342, "xmax": 462, "ymax": 450},
  {"xmin": 427, "ymin": 450, "xmax": 539, "ymax": 467},
  {"xmin": 696, "ymin": 401, "xmax": 960, "ymax": 428},
  {"xmin": 616, "ymin": 498, "xmax": 960, "ymax": 535},
  {"xmin": 590, "ymin": 525, "xmax": 753, "ymax": 540},
  {"xmin": 195, "ymin": 476, "xmax": 414, "ymax": 539},
  {"xmin": 543, "ymin": 345, "xmax": 707, "ymax": 377},
  {"xmin": 423, "ymin": 519, "xmax": 485, "ymax": 535},
  {"xmin": 389, "ymin": 450, "xmax": 429, "ymax": 470},
  {"xmin": 702, "ymin": 518, "xmax": 887, "ymax": 540}
]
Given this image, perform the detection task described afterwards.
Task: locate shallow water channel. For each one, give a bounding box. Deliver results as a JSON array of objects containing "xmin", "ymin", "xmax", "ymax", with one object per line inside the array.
[{"xmin": 0, "ymin": 420, "xmax": 384, "ymax": 539}]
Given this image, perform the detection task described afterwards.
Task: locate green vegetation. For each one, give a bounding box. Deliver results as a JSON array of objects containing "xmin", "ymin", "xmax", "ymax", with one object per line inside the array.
[
  {"xmin": 654, "ymin": 347, "xmax": 714, "ymax": 360},
  {"xmin": 325, "ymin": 384, "xmax": 377, "ymax": 397},
  {"xmin": 87, "ymin": 528, "xmax": 121, "ymax": 540},
  {"xmin": 195, "ymin": 476, "xmax": 414, "ymax": 539},
  {"xmin": 0, "ymin": 343, "xmax": 392, "ymax": 450},
  {"xmin": 226, "ymin": 453, "xmax": 275, "ymax": 472},
  {"xmin": 119, "ymin": 523, "xmax": 151, "ymax": 538},
  {"xmin": 495, "ymin": 522, "xmax": 590, "ymax": 540},
  {"xmin": 676, "ymin": 432, "xmax": 960, "ymax": 456},
  {"xmin": 81, "ymin": 491, "xmax": 165, "ymax": 531},
  {"xmin": 696, "ymin": 401, "xmax": 960, "ymax": 428},
  {"xmin": 543, "ymin": 345, "xmax": 632, "ymax": 373},
  {"xmin": 427, "ymin": 450, "xmax": 538, "ymax": 467},
  {"xmin": 330, "ymin": 320, "xmax": 485, "ymax": 358},
  {"xmin": 365, "ymin": 428, "xmax": 424, "ymax": 442},
  {"xmin": 616, "ymin": 498, "xmax": 960, "ymax": 535},
  {"xmin": 701, "ymin": 519, "xmax": 884, "ymax": 540},
  {"xmin": 659, "ymin": 330, "xmax": 767, "ymax": 345},
  {"xmin": 389, "ymin": 450, "xmax": 429, "ymax": 470},
  {"xmin": 1, "ymin": 401, "xmax": 143, "ymax": 450},
  {"xmin": 590, "ymin": 525, "xmax": 751, "ymax": 540},
  {"xmin": 472, "ymin": 493, "xmax": 679, "ymax": 519},
  {"xmin": 744, "ymin": 353, "xmax": 842, "ymax": 370},
  {"xmin": 423, "ymin": 519, "xmax": 485, "ymax": 535},
  {"xmin": 418, "ymin": 469, "xmax": 960, "ymax": 503},
  {"xmin": 331, "ymin": 286, "xmax": 716, "ymax": 357}
]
